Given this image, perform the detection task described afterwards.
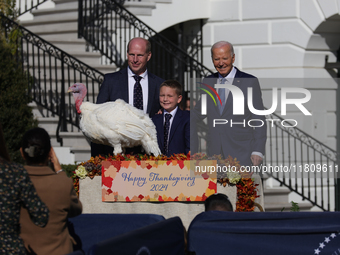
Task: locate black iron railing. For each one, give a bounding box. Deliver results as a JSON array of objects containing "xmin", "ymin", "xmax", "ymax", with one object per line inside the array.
[
  {"xmin": 77, "ymin": 0, "xmax": 337, "ymax": 211},
  {"xmin": 194, "ymin": 104, "xmax": 338, "ymax": 211},
  {"xmin": 5, "ymin": 0, "xmax": 339, "ymax": 211},
  {"xmin": 1, "ymin": 13, "xmax": 104, "ymax": 144},
  {"xmin": 16, "ymin": 0, "xmax": 48, "ymax": 16},
  {"xmin": 78, "ymin": 0, "xmax": 213, "ymax": 88},
  {"xmin": 263, "ymin": 113, "xmax": 338, "ymax": 211}
]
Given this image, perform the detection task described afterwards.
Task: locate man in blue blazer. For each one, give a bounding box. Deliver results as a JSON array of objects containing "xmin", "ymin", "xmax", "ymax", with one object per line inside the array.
[
  {"xmin": 91, "ymin": 37, "xmax": 164, "ymax": 157},
  {"xmin": 96, "ymin": 68, "xmax": 163, "ymax": 116},
  {"xmin": 192, "ymin": 41, "xmax": 267, "ymax": 167},
  {"xmin": 152, "ymin": 80, "xmax": 190, "ymax": 157}
]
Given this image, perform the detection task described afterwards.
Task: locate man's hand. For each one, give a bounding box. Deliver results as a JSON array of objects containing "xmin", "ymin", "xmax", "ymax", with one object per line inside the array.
[{"xmin": 251, "ymin": 154, "xmax": 263, "ymax": 166}]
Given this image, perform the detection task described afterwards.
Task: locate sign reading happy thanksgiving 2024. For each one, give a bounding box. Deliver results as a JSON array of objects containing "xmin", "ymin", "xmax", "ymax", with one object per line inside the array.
[{"xmin": 102, "ymin": 160, "xmax": 217, "ymax": 202}]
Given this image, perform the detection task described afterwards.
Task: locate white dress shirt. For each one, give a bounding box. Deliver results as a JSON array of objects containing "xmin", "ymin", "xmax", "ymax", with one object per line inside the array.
[{"xmin": 128, "ymin": 67, "xmax": 149, "ymax": 114}]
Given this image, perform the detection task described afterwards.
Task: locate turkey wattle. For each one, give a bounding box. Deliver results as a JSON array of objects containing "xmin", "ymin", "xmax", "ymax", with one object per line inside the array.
[{"xmin": 67, "ymin": 83, "xmax": 161, "ymax": 156}]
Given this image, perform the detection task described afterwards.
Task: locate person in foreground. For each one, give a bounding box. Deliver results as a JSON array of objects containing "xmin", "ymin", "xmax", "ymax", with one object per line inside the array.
[
  {"xmin": 0, "ymin": 123, "xmax": 49, "ymax": 255},
  {"xmin": 152, "ymin": 80, "xmax": 190, "ymax": 157},
  {"xmin": 91, "ymin": 37, "xmax": 164, "ymax": 157},
  {"xmin": 205, "ymin": 193, "xmax": 233, "ymax": 212},
  {"xmin": 19, "ymin": 127, "xmax": 82, "ymax": 255},
  {"xmin": 192, "ymin": 41, "xmax": 267, "ymax": 167}
]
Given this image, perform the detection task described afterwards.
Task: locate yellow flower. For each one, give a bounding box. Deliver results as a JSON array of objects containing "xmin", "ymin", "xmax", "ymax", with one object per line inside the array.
[
  {"xmin": 75, "ymin": 165, "xmax": 88, "ymax": 179},
  {"xmin": 227, "ymin": 171, "xmax": 241, "ymax": 184}
]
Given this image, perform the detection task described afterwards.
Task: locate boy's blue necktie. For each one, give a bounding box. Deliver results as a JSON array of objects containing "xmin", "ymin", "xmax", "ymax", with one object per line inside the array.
[{"xmin": 163, "ymin": 113, "xmax": 172, "ymax": 155}]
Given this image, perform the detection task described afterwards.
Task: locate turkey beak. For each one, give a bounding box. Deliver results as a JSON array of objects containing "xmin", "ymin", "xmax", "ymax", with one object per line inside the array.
[{"xmin": 67, "ymin": 88, "xmax": 73, "ymax": 93}]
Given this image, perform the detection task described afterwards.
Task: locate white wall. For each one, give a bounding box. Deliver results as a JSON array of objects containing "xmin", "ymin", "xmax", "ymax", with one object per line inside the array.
[
  {"xmin": 137, "ymin": 0, "xmax": 338, "ymax": 151},
  {"xmin": 200, "ymin": 0, "xmax": 338, "ymax": 151}
]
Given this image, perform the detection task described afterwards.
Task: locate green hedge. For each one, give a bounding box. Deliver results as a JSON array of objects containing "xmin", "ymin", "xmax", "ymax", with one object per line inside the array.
[
  {"xmin": 0, "ymin": 38, "xmax": 37, "ymax": 163},
  {"xmin": 61, "ymin": 164, "xmax": 78, "ymax": 178}
]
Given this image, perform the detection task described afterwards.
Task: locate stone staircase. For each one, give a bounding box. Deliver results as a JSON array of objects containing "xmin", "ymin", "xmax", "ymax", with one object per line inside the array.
[
  {"xmin": 18, "ymin": 0, "xmax": 315, "ymax": 211},
  {"xmin": 263, "ymin": 187, "xmax": 313, "ymax": 212},
  {"xmin": 124, "ymin": 0, "xmax": 172, "ymax": 16},
  {"xmin": 20, "ymin": 0, "xmax": 173, "ymax": 163},
  {"xmin": 263, "ymin": 176, "xmax": 314, "ymax": 212},
  {"xmin": 21, "ymin": 0, "xmax": 113, "ymax": 163}
]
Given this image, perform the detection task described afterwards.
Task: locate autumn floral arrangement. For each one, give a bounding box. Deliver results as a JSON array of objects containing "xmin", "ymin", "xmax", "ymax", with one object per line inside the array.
[
  {"xmin": 72, "ymin": 152, "xmax": 259, "ymax": 212},
  {"xmin": 190, "ymin": 153, "xmax": 259, "ymax": 212},
  {"xmin": 72, "ymin": 153, "xmax": 190, "ymax": 195}
]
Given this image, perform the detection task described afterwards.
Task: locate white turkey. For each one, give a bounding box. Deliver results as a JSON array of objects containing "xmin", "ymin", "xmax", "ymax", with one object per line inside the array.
[{"xmin": 67, "ymin": 83, "xmax": 161, "ymax": 156}]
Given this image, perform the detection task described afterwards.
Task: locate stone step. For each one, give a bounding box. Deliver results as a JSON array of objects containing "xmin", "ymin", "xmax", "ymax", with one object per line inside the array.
[
  {"xmin": 25, "ymin": 50, "xmax": 102, "ymax": 67},
  {"xmin": 21, "ymin": 42, "xmax": 114, "ymax": 75},
  {"xmin": 32, "ymin": 114, "xmax": 86, "ymax": 164},
  {"xmin": 263, "ymin": 182, "xmax": 314, "ymax": 211},
  {"xmin": 21, "ymin": 12, "xmax": 78, "ymax": 24},
  {"xmin": 263, "ymin": 187, "xmax": 291, "ymax": 204},
  {"xmin": 32, "ymin": 31, "xmax": 81, "ymax": 41},
  {"xmin": 91, "ymin": 65, "xmax": 116, "ymax": 74},
  {"xmin": 124, "ymin": 1, "xmax": 156, "ymax": 16},
  {"xmin": 36, "ymin": 116, "xmax": 59, "ymax": 132},
  {"xmin": 25, "ymin": 65, "xmax": 103, "ymax": 81},
  {"xmin": 154, "ymin": 0, "xmax": 172, "ymax": 3},
  {"xmin": 23, "ymin": 17, "xmax": 125, "ymax": 34},
  {"xmin": 29, "ymin": 0, "xmax": 78, "ymax": 17},
  {"xmin": 32, "ymin": 87, "xmax": 99, "ymax": 100},
  {"xmin": 46, "ymin": 40, "xmax": 88, "ymax": 52},
  {"xmin": 35, "ymin": 115, "xmax": 81, "ymax": 132},
  {"xmin": 70, "ymin": 147, "xmax": 91, "ymax": 163},
  {"xmin": 22, "ymin": 20, "xmax": 78, "ymax": 34},
  {"xmin": 53, "ymin": 146, "xmax": 76, "ymax": 165},
  {"xmin": 48, "ymin": 130, "xmax": 91, "ymax": 162},
  {"xmin": 25, "ymin": 60, "xmax": 113, "ymax": 76},
  {"xmin": 22, "ymin": 10, "xmax": 127, "ymax": 31},
  {"xmin": 59, "ymin": 131, "xmax": 90, "ymax": 148},
  {"xmin": 53, "ymin": 0, "xmax": 77, "ymax": 3}
]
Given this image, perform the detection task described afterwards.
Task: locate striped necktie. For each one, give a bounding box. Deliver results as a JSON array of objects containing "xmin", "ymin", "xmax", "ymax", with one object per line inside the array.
[{"xmin": 218, "ymin": 78, "xmax": 227, "ymax": 114}]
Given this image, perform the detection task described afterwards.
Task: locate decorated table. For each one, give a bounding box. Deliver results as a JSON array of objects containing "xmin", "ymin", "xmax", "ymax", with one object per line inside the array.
[{"xmin": 74, "ymin": 154, "xmax": 264, "ymax": 229}]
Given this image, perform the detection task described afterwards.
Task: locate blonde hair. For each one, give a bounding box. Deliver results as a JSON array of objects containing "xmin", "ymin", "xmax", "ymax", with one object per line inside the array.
[{"xmin": 160, "ymin": 80, "xmax": 182, "ymax": 96}]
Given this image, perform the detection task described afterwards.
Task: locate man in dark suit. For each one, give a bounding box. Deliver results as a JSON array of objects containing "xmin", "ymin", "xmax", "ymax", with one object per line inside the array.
[
  {"xmin": 152, "ymin": 80, "xmax": 190, "ymax": 157},
  {"xmin": 91, "ymin": 37, "xmax": 164, "ymax": 157},
  {"xmin": 192, "ymin": 41, "xmax": 266, "ymax": 167}
]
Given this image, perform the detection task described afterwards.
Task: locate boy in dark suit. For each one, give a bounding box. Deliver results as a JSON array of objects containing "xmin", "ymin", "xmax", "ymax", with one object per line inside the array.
[{"xmin": 152, "ymin": 80, "xmax": 190, "ymax": 157}]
